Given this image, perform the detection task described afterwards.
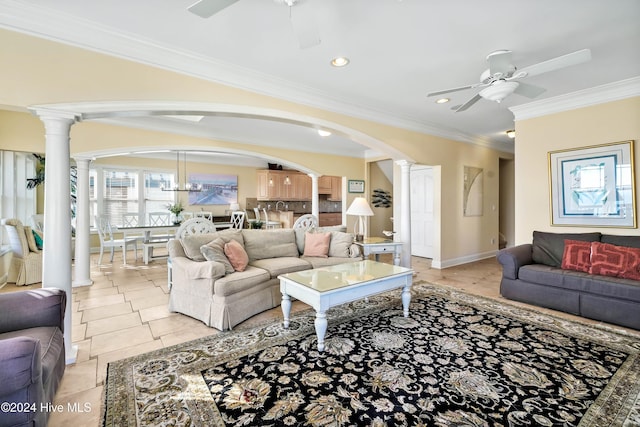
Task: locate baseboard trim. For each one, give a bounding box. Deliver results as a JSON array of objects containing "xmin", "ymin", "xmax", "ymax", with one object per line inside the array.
[{"xmin": 432, "ymin": 250, "xmax": 498, "ymax": 269}]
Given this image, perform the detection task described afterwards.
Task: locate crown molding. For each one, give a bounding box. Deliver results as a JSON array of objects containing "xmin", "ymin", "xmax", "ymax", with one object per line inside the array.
[
  {"xmin": 0, "ymin": 1, "xmax": 516, "ymax": 152},
  {"xmin": 510, "ymin": 76, "xmax": 640, "ymax": 121}
]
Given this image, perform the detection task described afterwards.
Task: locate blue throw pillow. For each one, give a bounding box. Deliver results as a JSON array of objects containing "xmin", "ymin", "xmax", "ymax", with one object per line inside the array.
[{"xmin": 32, "ymin": 229, "xmax": 44, "ymax": 250}]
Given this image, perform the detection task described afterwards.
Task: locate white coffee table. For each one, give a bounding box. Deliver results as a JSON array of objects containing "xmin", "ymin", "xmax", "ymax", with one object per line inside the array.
[{"xmin": 279, "ymin": 260, "xmax": 413, "ymax": 352}]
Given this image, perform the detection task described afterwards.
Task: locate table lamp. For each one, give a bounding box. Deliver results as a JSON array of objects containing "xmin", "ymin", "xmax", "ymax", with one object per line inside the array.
[{"xmin": 346, "ymin": 197, "xmax": 374, "ymax": 242}]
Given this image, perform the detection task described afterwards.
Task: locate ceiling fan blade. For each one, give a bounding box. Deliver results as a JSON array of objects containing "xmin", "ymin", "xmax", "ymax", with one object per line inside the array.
[
  {"xmin": 487, "ymin": 50, "xmax": 513, "ymax": 77},
  {"xmin": 187, "ymin": 0, "xmax": 239, "ymax": 18},
  {"xmin": 513, "ymin": 82, "xmax": 546, "ymax": 98},
  {"xmin": 427, "ymin": 83, "xmax": 482, "ymax": 97},
  {"xmin": 455, "ymin": 93, "xmax": 483, "ymax": 112},
  {"xmin": 518, "ymin": 48, "xmax": 591, "ymax": 78},
  {"xmin": 289, "ymin": 1, "xmax": 321, "ymax": 49}
]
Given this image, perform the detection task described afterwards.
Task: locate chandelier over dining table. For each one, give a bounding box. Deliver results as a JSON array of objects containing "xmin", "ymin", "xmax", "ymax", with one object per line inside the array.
[{"xmin": 161, "ymin": 151, "xmax": 202, "ymax": 192}]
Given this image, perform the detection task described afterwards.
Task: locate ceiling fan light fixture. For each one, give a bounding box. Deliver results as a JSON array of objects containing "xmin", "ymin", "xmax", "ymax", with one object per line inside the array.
[
  {"xmin": 331, "ymin": 57, "xmax": 350, "ymax": 67},
  {"xmin": 479, "ymin": 81, "xmax": 519, "ymax": 103},
  {"xmin": 435, "ymin": 98, "xmax": 450, "ymax": 104}
]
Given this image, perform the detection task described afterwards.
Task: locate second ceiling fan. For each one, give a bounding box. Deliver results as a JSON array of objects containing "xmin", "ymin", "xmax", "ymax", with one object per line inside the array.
[
  {"xmin": 187, "ymin": 0, "xmax": 320, "ymax": 49},
  {"xmin": 427, "ymin": 48, "xmax": 592, "ymax": 112}
]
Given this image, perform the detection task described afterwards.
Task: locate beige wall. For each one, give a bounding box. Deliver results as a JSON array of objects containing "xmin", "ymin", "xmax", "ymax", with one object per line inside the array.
[
  {"xmin": 0, "ymin": 28, "xmax": 514, "ymax": 266},
  {"xmin": 515, "ymin": 97, "xmax": 640, "ymax": 244}
]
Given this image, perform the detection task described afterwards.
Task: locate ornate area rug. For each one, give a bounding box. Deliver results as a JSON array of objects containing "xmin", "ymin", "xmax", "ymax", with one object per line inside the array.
[{"xmin": 102, "ymin": 282, "xmax": 640, "ymax": 426}]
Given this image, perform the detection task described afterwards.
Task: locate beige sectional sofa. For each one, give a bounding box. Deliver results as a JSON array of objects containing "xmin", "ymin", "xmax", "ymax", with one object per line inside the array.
[{"xmin": 167, "ymin": 227, "xmax": 360, "ymax": 330}]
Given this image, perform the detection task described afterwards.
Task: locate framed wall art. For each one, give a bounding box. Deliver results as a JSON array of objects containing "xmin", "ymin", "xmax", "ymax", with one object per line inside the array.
[
  {"xmin": 188, "ymin": 173, "xmax": 238, "ymax": 205},
  {"xmin": 548, "ymin": 140, "xmax": 636, "ymax": 227},
  {"xmin": 348, "ymin": 179, "xmax": 365, "ymax": 193}
]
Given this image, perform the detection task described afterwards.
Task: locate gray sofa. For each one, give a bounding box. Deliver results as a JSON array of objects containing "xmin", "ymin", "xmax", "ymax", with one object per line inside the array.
[
  {"xmin": 497, "ymin": 231, "xmax": 640, "ymax": 330},
  {"xmin": 168, "ymin": 227, "xmax": 360, "ymax": 330},
  {"xmin": 0, "ymin": 288, "xmax": 66, "ymax": 427}
]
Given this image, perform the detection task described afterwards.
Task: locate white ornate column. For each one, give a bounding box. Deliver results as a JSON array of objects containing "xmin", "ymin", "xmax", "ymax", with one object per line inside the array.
[
  {"xmin": 32, "ymin": 109, "xmax": 80, "ymax": 365},
  {"xmin": 396, "ymin": 160, "xmax": 414, "ymax": 268},
  {"xmin": 309, "ymin": 173, "xmax": 319, "ymax": 220},
  {"xmin": 73, "ymin": 157, "xmax": 93, "ymax": 288}
]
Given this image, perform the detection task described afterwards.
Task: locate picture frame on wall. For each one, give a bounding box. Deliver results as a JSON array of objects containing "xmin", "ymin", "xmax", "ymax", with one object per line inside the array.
[
  {"xmin": 548, "ymin": 140, "xmax": 636, "ymax": 227},
  {"xmin": 348, "ymin": 179, "xmax": 365, "ymax": 193}
]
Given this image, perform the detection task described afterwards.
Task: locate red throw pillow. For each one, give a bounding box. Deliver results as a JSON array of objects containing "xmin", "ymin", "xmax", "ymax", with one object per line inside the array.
[
  {"xmin": 224, "ymin": 239, "xmax": 249, "ymax": 272},
  {"xmin": 561, "ymin": 239, "xmax": 592, "ymax": 273},
  {"xmin": 590, "ymin": 241, "xmax": 640, "ymax": 280},
  {"xmin": 303, "ymin": 232, "xmax": 331, "ymax": 258}
]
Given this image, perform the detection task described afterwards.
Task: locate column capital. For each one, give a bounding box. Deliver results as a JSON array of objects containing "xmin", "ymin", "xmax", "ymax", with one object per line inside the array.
[
  {"xmin": 29, "ymin": 107, "xmax": 81, "ymax": 123},
  {"xmin": 395, "ymin": 159, "xmax": 415, "ymax": 169}
]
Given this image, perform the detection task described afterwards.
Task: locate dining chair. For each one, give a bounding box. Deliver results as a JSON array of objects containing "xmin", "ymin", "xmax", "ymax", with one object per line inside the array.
[
  {"xmin": 262, "ymin": 208, "xmax": 281, "ymax": 229},
  {"xmin": 229, "ymin": 211, "xmax": 245, "ymax": 229},
  {"xmin": 194, "ymin": 211, "xmax": 213, "ymax": 221},
  {"xmin": 181, "ymin": 211, "xmax": 194, "ymax": 220},
  {"xmin": 121, "ymin": 213, "xmax": 146, "ymax": 247},
  {"xmin": 143, "ymin": 212, "xmax": 173, "ymax": 264},
  {"xmin": 148, "ymin": 212, "xmax": 171, "ymax": 226},
  {"xmin": 94, "ymin": 215, "xmax": 138, "ymax": 265},
  {"xmin": 293, "ymin": 214, "xmax": 318, "ymax": 230}
]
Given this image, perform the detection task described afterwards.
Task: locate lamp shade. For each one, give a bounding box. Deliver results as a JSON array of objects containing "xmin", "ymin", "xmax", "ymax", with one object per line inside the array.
[{"xmin": 346, "ymin": 197, "xmax": 374, "ymax": 216}]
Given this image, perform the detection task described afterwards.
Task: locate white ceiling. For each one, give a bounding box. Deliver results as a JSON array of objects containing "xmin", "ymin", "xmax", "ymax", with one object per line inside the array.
[{"xmin": 1, "ymin": 0, "xmax": 639, "ymax": 162}]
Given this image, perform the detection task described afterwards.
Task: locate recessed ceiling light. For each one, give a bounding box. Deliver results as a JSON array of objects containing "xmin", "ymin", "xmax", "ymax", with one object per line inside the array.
[
  {"xmin": 506, "ymin": 130, "xmax": 516, "ymax": 139},
  {"xmin": 435, "ymin": 98, "xmax": 450, "ymax": 104},
  {"xmin": 317, "ymin": 129, "xmax": 331, "ymax": 137},
  {"xmin": 331, "ymin": 57, "xmax": 350, "ymax": 67}
]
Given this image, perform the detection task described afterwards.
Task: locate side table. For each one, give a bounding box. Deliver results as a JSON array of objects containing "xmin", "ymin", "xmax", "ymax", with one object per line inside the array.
[{"xmin": 354, "ymin": 237, "xmax": 403, "ymax": 266}]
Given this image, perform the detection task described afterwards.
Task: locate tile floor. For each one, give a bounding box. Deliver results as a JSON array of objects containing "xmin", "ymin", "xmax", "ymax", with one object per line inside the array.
[{"xmin": 1, "ymin": 252, "xmax": 638, "ymax": 426}]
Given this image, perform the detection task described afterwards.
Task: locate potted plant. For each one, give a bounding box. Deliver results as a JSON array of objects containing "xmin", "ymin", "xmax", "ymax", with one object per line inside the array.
[{"xmin": 166, "ymin": 201, "xmax": 184, "ymax": 224}]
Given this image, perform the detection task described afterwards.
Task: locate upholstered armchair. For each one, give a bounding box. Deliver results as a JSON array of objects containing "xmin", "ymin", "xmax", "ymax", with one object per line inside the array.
[
  {"xmin": 0, "ymin": 288, "xmax": 66, "ymax": 427},
  {"xmin": 1, "ymin": 219, "xmax": 43, "ymax": 285}
]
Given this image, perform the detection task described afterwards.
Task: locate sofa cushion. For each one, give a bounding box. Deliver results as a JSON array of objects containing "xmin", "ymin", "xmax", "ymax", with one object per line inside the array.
[
  {"xmin": 213, "ymin": 266, "xmax": 271, "ymax": 297},
  {"xmin": 295, "ymin": 225, "xmax": 347, "ymax": 254},
  {"xmin": 303, "ymin": 232, "xmax": 330, "ymax": 257},
  {"xmin": 601, "ymin": 234, "xmax": 640, "ymax": 249},
  {"xmin": 590, "ymin": 242, "xmax": 640, "ymax": 281},
  {"xmin": 242, "ymin": 229, "xmax": 298, "ymax": 261},
  {"xmin": 301, "ymin": 256, "xmax": 358, "ymax": 269},
  {"xmin": 182, "ymin": 229, "xmax": 244, "ymax": 261},
  {"xmin": 561, "ymin": 240, "xmax": 592, "ymax": 273},
  {"xmin": 328, "ymin": 231, "xmax": 355, "ymax": 258},
  {"xmin": 201, "ymin": 238, "xmax": 235, "ymax": 274},
  {"xmin": 532, "ymin": 231, "xmax": 601, "ymax": 267},
  {"xmin": 224, "ymin": 239, "xmax": 249, "ymax": 272},
  {"xmin": 249, "ymin": 257, "xmax": 311, "ymax": 278}
]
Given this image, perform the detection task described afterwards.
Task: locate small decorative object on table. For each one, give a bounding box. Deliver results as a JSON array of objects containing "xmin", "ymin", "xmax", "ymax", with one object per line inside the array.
[{"xmin": 167, "ymin": 202, "xmax": 184, "ymax": 224}]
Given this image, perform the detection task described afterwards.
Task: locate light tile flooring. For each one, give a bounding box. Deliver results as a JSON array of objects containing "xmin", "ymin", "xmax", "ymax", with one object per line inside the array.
[{"xmin": 1, "ymin": 252, "xmax": 638, "ymax": 426}]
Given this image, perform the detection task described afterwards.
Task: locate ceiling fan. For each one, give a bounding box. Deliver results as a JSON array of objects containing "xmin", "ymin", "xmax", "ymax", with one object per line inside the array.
[
  {"xmin": 187, "ymin": 0, "xmax": 320, "ymax": 49},
  {"xmin": 427, "ymin": 48, "xmax": 592, "ymax": 112}
]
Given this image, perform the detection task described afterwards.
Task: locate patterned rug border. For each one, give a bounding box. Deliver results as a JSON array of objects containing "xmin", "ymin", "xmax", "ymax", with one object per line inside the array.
[{"xmin": 102, "ymin": 280, "xmax": 640, "ymax": 426}]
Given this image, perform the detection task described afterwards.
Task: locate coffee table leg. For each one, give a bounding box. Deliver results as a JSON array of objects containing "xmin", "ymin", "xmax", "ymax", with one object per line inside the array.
[
  {"xmin": 402, "ymin": 284, "xmax": 411, "ymax": 317},
  {"xmin": 282, "ymin": 293, "xmax": 291, "ymax": 328},
  {"xmin": 315, "ymin": 311, "xmax": 327, "ymax": 352}
]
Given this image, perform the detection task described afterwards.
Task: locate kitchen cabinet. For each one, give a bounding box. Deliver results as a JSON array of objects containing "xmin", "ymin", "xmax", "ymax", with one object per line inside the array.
[
  {"xmin": 319, "ymin": 212, "xmax": 341, "ymax": 227},
  {"xmin": 257, "ymin": 170, "xmax": 312, "ymax": 201},
  {"xmin": 318, "ymin": 176, "xmax": 342, "ymax": 201}
]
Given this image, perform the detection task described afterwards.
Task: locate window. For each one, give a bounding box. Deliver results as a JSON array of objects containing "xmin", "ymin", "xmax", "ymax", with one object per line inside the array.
[
  {"xmin": 0, "ymin": 150, "xmax": 36, "ymax": 244},
  {"xmin": 144, "ymin": 172, "xmax": 174, "ymax": 215},
  {"xmin": 91, "ymin": 166, "xmax": 175, "ymax": 227}
]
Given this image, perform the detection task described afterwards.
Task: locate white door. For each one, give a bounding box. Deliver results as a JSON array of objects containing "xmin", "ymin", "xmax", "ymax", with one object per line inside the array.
[{"xmin": 410, "ymin": 166, "xmax": 434, "ymax": 258}]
